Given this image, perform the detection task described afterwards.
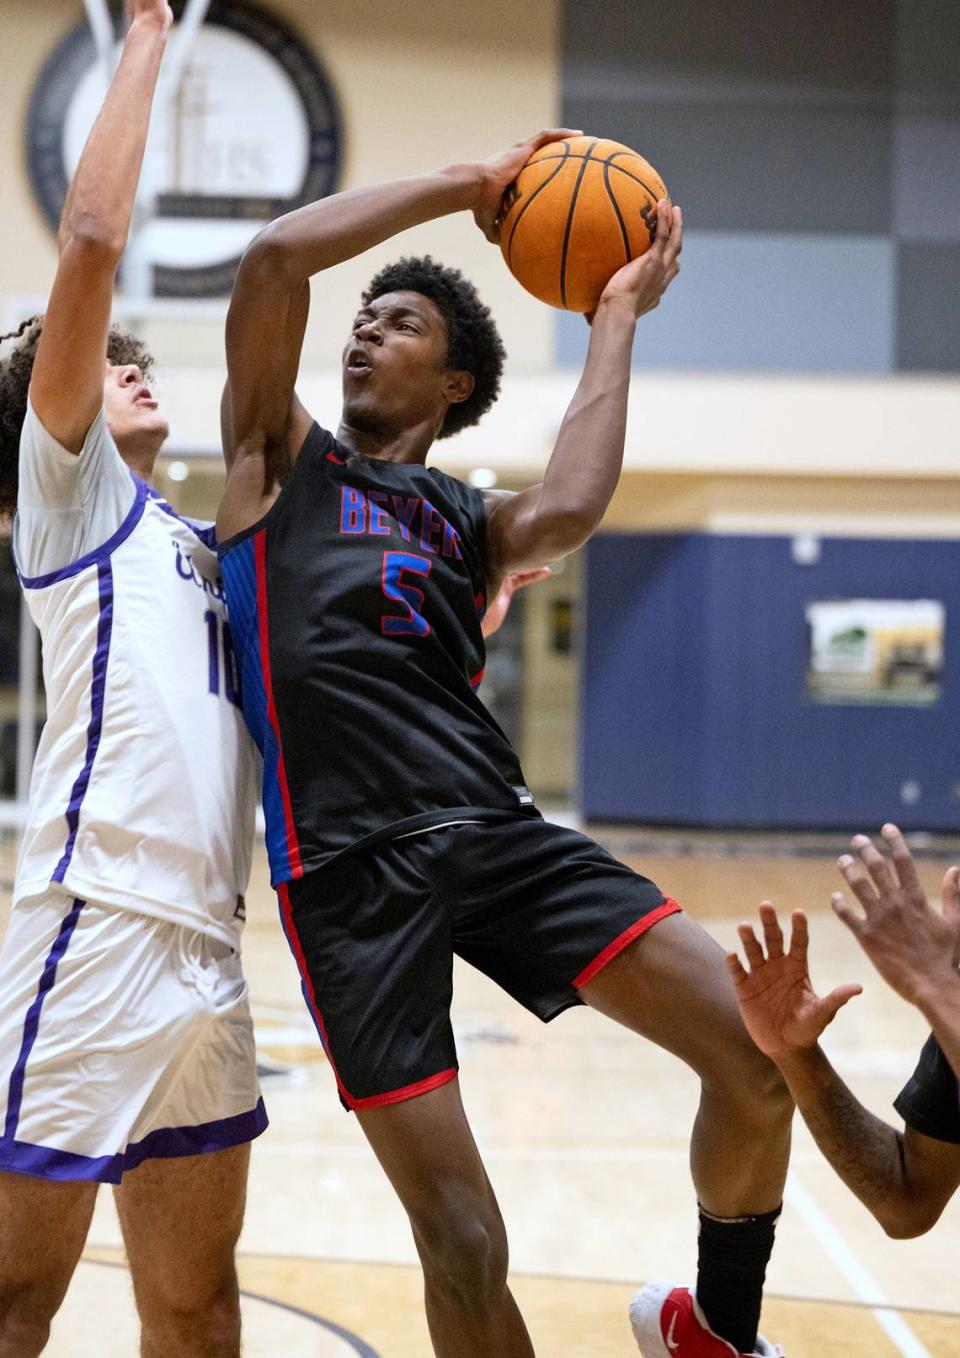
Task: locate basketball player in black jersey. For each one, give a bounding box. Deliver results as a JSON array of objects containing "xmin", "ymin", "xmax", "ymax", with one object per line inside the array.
[{"xmin": 217, "ymin": 132, "xmax": 792, "ymax": 1358}]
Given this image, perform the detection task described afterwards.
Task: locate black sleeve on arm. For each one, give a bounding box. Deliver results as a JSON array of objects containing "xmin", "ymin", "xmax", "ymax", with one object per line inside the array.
[{"xmin": 894, "ymin": 1033, "xmax": 960, "ymax": 1145}]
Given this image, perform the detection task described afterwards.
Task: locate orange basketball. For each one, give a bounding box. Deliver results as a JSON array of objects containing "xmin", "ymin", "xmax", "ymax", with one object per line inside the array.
[{"xmin": 499, "ymin": 135, "xmax": 667, "ymax": 313}]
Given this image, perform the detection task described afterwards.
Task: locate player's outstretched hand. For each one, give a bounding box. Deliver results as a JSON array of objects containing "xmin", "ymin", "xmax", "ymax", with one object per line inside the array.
[
  {"xmin": 126, "ymin": 0, "xmax": 174, "ymax": 33},
  {"xmin": 481, "ymin": 567, "xmax": 551, "ymax": 639},
  {"xmin": 473, "ymin": 130, "xmax": 582, "ymax": 243},
  {"xmin": 589, "ymin": 198, "xmax": 682, "ymax": 323},
  {"xmin": 833, "ymin": 824, "xmax": 960, "ymax": 1008},
  {"xmin": 726, "ymin": 904, "xmax": 862, "ymax": 1061}
]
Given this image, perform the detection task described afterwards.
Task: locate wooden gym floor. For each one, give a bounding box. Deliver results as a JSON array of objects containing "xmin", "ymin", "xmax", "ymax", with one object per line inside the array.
[{"xmin": 1, "ymin": 826, "xmax": 957, "ymax": 1358}]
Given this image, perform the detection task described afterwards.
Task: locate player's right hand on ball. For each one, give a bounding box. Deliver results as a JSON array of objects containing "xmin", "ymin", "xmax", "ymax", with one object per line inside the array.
[
  {"xmin": 473, "ymin": 129, "xmax": 582, "ymax": 243},
  {"xmin": 591, "ymin": 199, "xmax": 683, "ymax": 322},
  {"xmin": 127, "ymin": 0, "xmax": 174, "ymax": 33}
]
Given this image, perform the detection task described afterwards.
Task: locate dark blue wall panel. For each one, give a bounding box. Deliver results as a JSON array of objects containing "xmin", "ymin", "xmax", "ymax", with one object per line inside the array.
[{"xmin": 582, "ymin": 534, "xmax": 960, "ymax": 829}]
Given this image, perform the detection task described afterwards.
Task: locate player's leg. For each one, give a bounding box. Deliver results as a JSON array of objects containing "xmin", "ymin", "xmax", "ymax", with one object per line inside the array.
[
  {"xmin": 281, "ymin": 849, "xmax": 534, "ymax": 1358},
  {"xmin": 0, "ymin": 1174, "xmax": 97, "ymax": 1357},
  {"xmin": 114, "ymin": 927, "xmax": 263, "ymax": 1358},
  {"xmin": 579, "ymin": 911, "xmax": 791, "ymax": 1213},
  {"xmin": 579, "ymin": 908, "xmax": 791, "ymax": 1355},
  {"xmin": 115, "ymin": 1143, "xmax": 249, "ymax": 1358},
  {"xmin": 447, "ymin": 820, "xmax": 791, "ymax": 1356},
  {"xmin": 0, "ymin": 894, "xmax": 105, "ymax": 1355},
  {"xmin": 358, "ymin": 1080, "xmax": 534, "ymax": 1358}
]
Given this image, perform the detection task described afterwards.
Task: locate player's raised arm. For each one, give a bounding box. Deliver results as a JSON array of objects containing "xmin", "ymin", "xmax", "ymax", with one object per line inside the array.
[
  {"xmin": 483, "ymin": 199, "xmax": 681, "ymax": 579},
  {"xmin": 29, "ymin": 0, "xmax": 172, "ymax": 453},
  {"xmin": 218, "ymin": 129, "xmax": 578, "ymax": 506},
  {"xmin": 728, "ymin": 903, "xmax": 960, "ymax": 1238}
]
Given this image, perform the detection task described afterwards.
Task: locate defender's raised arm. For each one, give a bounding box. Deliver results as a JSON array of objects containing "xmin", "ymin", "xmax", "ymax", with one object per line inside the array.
[{"xmin": 29, "ymin": 1, "xmax": 173, "ymax": 455}]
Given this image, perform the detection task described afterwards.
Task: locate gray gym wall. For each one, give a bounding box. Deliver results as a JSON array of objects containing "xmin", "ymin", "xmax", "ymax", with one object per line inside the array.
[{"xmin": 558, "ymin": 0, "xmax": 960, "ymax": 373}]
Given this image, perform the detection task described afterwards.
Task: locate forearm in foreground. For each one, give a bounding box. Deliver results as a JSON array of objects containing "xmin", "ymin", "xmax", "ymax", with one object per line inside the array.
[{"xmin": 777, "ymin": 1045, "xmax": 912, "ymax": 1231}]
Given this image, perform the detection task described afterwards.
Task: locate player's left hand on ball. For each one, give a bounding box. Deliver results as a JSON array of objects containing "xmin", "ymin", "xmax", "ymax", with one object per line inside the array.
[
  {"xmin": 833, "ymin": 824, "xmax": 960, "ymax": 1007},
  {"xmin": 473, "ymin": 129, "xmax": 582, "ymax": 243},
  {"xmin": 592, "ymin": 199, "xmax": 682, "ymax": 321}
]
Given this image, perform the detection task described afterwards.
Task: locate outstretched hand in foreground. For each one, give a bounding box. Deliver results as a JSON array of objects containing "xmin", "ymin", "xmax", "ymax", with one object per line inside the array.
[
  {"xmin": 833, "ymin": 823, "xmax": 960, "ymax": 1008},
  {"xmin": 726, "ymin": 904, "xmax": 862, "ymax": 1062}
]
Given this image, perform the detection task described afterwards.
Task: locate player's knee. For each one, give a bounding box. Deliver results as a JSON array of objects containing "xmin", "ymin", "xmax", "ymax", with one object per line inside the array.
[
  {"xmin": 415, "ymin": 1198, "xmax": 509, "ymax": 1315},
  {"xmin": 138, "ymin": 1270, "xmax": 241, "ymax": 1353},
  {"xmin": 702, "ymin": 1029, "xmax": 793, "ymax": 1126},
  {"xmin": 0, "ymin": 1285, "xmax": 57, "ymax": 1358}
]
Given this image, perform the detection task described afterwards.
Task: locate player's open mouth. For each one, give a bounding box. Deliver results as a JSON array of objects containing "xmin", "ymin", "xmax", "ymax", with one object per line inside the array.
[
  {"xmin": 346, "ymin": 348, "xmax": 373, "ymax": 377},
  {"xmin": 132, "ymin": 384, "xmax": 158, "ymax": 408}
]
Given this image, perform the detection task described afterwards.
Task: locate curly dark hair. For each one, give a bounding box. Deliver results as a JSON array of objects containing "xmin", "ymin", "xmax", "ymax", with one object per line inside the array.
[
  {"xmin": 361, "ymin": 256, "xmax": 506, "ymax": 439},
  {"xmin": 0, "ymin": 316, "xmax": 155, "ymax": 519}
]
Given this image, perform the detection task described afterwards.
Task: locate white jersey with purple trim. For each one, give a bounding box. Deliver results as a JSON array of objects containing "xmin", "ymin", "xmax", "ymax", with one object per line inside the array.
[{"xmin": 12, "ymin": 404, "xmax": 258, "ymax": 947}]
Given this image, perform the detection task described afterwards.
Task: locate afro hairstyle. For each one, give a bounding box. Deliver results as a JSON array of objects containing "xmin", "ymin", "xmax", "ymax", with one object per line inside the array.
[{"xmin": 361, "ymin": 256, "xmax": 506, "ymax": 439}]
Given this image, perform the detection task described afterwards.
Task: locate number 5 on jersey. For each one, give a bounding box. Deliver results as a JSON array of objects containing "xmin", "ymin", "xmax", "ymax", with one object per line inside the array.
[{"xmin": 381, "ymin": 551, "xmax": 432, "ymax": 637}]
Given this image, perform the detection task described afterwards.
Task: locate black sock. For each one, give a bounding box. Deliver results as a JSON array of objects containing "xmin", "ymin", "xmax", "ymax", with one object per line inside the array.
[{"xmin": 695, "ymin": 1203, "xmax": 781, "ymax": 1354}]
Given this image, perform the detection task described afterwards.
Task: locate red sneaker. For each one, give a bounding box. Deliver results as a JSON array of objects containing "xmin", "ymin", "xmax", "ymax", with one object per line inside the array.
[{"xmin": 630, "ymin": 1282, "xmax": 784, "ymax": 1357}]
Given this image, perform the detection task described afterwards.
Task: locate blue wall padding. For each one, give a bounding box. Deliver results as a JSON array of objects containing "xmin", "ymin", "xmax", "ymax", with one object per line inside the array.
[{"xmin": 582, "ymin": 534, "xmax": 960, "ymax": 830}]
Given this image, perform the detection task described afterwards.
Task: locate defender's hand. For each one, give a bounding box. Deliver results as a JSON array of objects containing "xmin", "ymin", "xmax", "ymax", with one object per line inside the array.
[
  {"xmin": 126, "ymin": 0, "xmax": 174, "ymax": 33},
  {"xmin": 726, "ymin": 904, "xmax": 862, "ymax": 1060},
  {"xmin": 481, "ymin": 567, "xmax": 551, "ymax": 639},
  {"xmin": 590, "ymin": 199, "xmax": 682, "ymax": 323},
  {"xmin": 473, "ymin": 129, "xmax": 581, "ymax": 243},
  {"xmin": 833, "ymin": 824, "xmax": 960, "ymax": 1008}
]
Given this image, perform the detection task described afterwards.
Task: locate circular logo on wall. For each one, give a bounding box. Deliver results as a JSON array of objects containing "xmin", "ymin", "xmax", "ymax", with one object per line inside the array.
[{"xmin": 26, "ymin": 0, "xmax": 343, "ymax": 297}]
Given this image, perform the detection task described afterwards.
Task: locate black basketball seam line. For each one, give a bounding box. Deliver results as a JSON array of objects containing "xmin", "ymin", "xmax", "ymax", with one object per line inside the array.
[
  {"xmin": 505, "ymin": 142, "xmax": 572, "ymax": 270},
  {"xmin": 559, "ymin": 139, "xmax": 598, "ymax": 309},
  {"xmin": 524, "ymin": 151, "xmax": 663, "ymax": 203},
  {"xmin": 603, "ymin": 161, "xmax": 632, "ymax": 269},
  {"xmin": 605, "ymin": 152, "xmax": 664, "ymax": 201}
]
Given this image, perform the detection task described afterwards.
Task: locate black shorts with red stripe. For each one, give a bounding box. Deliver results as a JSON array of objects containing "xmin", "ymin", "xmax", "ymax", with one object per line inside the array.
[{"xmin": 278, "ymin": 816, "xmax": 680, "ymax": 1112}]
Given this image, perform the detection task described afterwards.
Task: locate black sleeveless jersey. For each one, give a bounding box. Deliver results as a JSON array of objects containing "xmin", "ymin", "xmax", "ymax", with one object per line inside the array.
[{"xmin": 219, "ymin": 423, "xmax": 538, "ymax": 885}]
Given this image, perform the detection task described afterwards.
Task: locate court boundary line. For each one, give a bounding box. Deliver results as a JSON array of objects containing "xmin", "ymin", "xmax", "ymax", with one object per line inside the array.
[
  {"xmin": 786, "ymin": 1172, "xmax": 934, "ymax": 1358},
  {"xmin": 80, "ymin": 1243, "xmax": 960, "ymax": 1321},
  {"xmin": 74, "ymin": 1257, "xmax": 382, "ymax": 1356}
]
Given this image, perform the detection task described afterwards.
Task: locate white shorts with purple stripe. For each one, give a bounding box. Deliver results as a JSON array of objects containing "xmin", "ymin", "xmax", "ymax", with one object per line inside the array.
[{"xmin": 0, "ymin": 891, "xmax": 266, "ymax": 1183}]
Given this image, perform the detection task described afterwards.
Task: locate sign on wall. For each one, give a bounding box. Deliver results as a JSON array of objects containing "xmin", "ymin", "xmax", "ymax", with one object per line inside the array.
[
  {"xmin": 806, "ymin": 599, "xmax": 945, "ymax": 706},
  {"xmin": 26, "ymin": 0, "xmax": 343, "ymax": 297}
]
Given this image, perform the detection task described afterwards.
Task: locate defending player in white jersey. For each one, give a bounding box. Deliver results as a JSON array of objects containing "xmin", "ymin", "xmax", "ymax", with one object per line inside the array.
[{"xmin": 0, "ymin": 4, "xmax": 263, "ymax": 1355}]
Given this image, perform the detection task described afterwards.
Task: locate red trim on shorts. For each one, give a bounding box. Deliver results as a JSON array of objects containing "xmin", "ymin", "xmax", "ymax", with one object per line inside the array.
[
  {"xmin": 469, "ymin": 667, "xmax": 485, "ymax": 688},
  {"xmin": 277, "ymin": 885, "xmax": 459, "ymax": 1113},
  {"xmin": 572, "ymin": 898, "xmax": 682, "ymax": 990},
  {"xmin": 347, "ymin": 1067, "xmax": 459, "ymax": 1112},
  {"xmin": 255, "ymin": 530, "xmax": 303, "ymax": 878}
]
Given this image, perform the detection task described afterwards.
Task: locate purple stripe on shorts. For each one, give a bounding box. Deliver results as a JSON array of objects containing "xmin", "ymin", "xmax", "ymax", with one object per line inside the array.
[
  {"xmin": 0, "ymin": 1097, "xmax": 268, "ymax": 1185},
  {"xmin": 3, "ymin": 898, "xmax": 86, "ymax": 1141},
  {"xmin": 52, "ymin": 560, "xmax": 114, "ymax": 883},
  {"xmin": 121, "ymin": 1095, "xmax": 269, "ymax": 1173}
]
